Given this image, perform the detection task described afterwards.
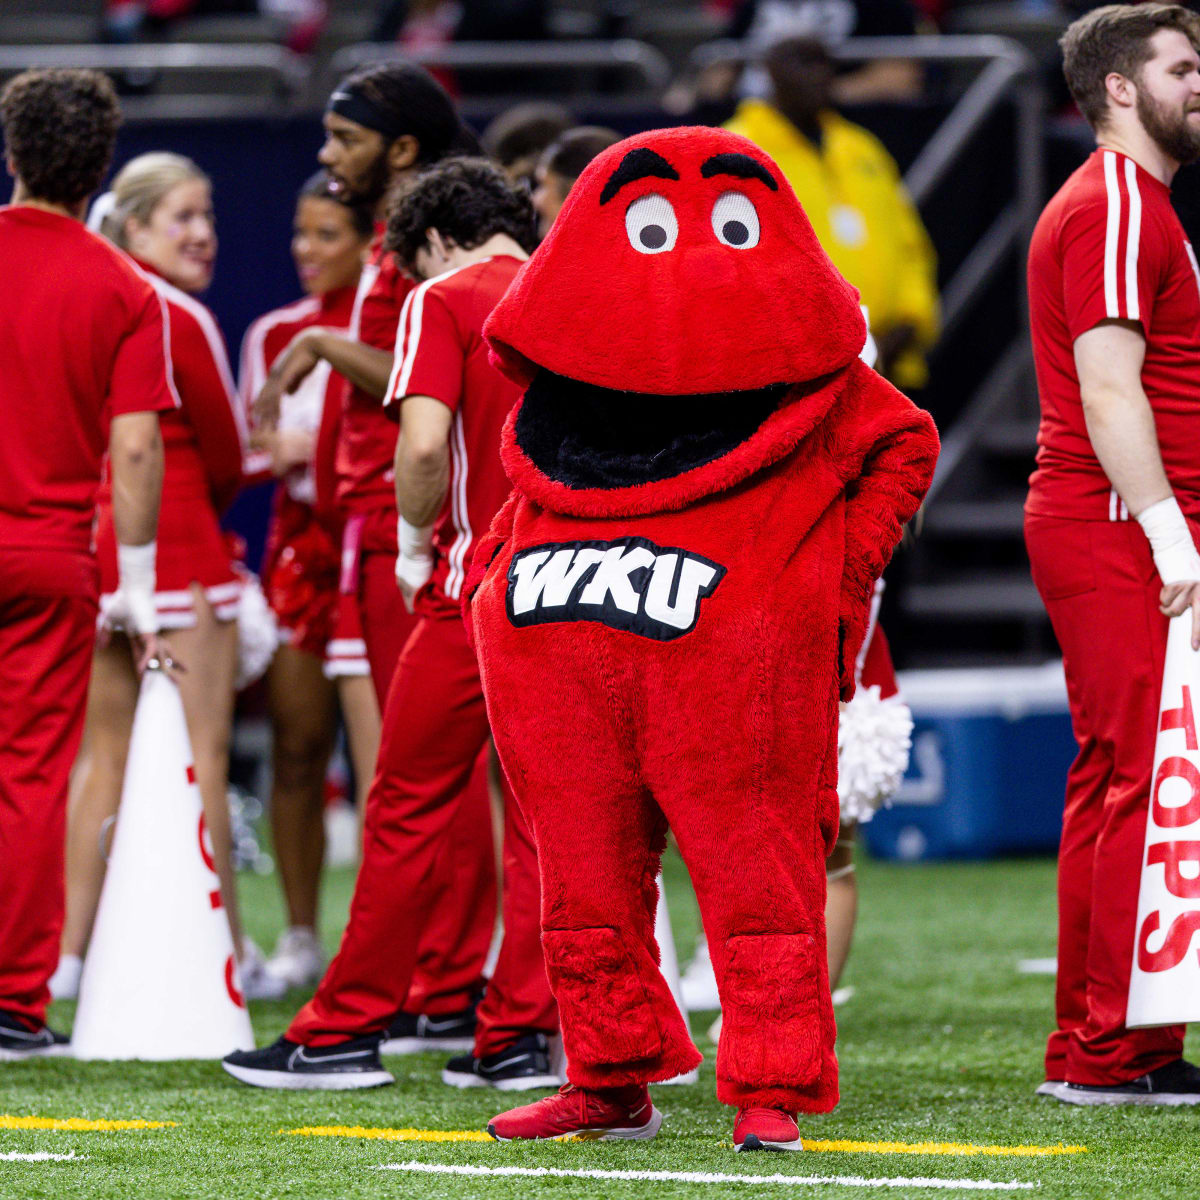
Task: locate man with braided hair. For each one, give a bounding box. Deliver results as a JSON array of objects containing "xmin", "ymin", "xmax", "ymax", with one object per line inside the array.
[{"xmin": 251, "ymin": 62, "xmax": 497, "ymax": 1053}]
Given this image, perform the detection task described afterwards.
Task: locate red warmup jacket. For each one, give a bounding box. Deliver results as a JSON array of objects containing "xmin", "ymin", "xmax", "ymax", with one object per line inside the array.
[{"xmin": 465, "ymin": 127, "xmax": 938, "ymax": 1113}]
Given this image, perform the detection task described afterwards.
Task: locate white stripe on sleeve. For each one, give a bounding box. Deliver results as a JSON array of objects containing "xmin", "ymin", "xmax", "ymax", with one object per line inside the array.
[
  {"xmin": 444, "ymin": 411, "xmax": 473, "ymax": 600},
  {"xmin": 152, "ymin": 275, "xmax": 247, "ymax": 451},
  {"xmin": 384, "ymin": 287, "xmax": 418, "ymax": 407},
  {"xmin": 384, "ymin": 261, "xmax": 486, "ymax": 408},
  {"xmin": 1123, "ymin": 157, "xmax": 1142, "ymax": 322},
  {"xmin": 392, "ymin": 281, "xmax": 429, "ymax": 403},
  {"xmin": 1103, "ymin": 151, "xmax": 1121, "ymax": 318}
]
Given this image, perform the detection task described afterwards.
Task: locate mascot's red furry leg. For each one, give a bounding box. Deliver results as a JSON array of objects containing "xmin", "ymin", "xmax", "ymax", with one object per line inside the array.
[
  {"xmin": 494, "ymin": 690, "xmax": 702, "ymax": 1091},
  {"xmin": 488, "ymin": 655, "xmax": 840, "ymax": 1120},
  {"xmin": 657, "ymin": 718, "xmax": 841, "ymax": 1115}
]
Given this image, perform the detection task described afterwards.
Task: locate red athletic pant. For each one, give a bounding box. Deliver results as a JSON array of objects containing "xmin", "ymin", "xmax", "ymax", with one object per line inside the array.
[
  {"xmin": 352, "ymin": 548, "xmax": 494, "ymax": 1013},
  {"xmin": 287, "ymin": 612, "xmax": 555, "ymax": 1054},
  {"xmin": 1026, "ymin": 514, "xmax": 1186, "ymax": 1085},
  {"xmin": 0, "ymin": 551, "xmax": 98, "ymax": 1025}
]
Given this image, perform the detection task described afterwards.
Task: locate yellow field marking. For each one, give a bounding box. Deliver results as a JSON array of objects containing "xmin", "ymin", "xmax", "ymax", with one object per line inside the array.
[
  {"xmin": 281, "ymin": 1126, "xmax": 1083, "ymax": 1157},
  {"xmin": 0, "ymin": 1115, "xmax": 175, "ymax": 1133},
  {"xmin": 800, "ymin": 1138, "xmax": 1085, "ymax": 1157},
  {"xmin": 283, "ymin": 1126, "xmax": 491, "ymax": 1144}
]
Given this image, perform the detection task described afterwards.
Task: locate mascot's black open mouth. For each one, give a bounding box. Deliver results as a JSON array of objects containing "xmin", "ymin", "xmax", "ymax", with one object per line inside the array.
[{"xmin": 514, "ymin": 369, "xmax": 790, "ymax": 490}]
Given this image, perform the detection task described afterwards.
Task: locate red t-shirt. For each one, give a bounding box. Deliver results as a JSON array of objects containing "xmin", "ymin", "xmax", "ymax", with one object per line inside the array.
[
  {"xmin": 383, "ymin": 254, "xmax": 524, "ymax": 616},
  {"xmin": 335, "ymin": 230, "xmax": 415, "ymax": 516},
  {"xmin": 1027, "ymin": 148, "xmax": 1200, "ymax": 521},
  {"xmin": 239, "ymin": 286, "xmax": 356, "ymax": 508},
  {"xmin": 0, "ymin": 207, "xmax": 176, "ymax": 554}
]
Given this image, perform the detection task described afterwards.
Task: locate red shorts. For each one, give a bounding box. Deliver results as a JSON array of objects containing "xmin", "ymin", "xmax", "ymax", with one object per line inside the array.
[
  {"xmin": 262, "ymin": 491, "xmax": 340, "ymax": 659},
  {"xmin": 323, "ymin": 589, "xmax": 370, "ymax": 679},
  {"xmin": 96, "ymin": 491, "xmax": 240, "ymax": 629}
]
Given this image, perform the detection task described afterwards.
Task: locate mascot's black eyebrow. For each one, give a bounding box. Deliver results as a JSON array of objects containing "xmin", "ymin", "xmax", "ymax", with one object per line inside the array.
[
  {"xmin": 599, "ymin": 148, "xmax": 680, "ymax": 205},
  {"xmin": 700, "ymin": 153, "xmax": 778, "ymax": 191}
]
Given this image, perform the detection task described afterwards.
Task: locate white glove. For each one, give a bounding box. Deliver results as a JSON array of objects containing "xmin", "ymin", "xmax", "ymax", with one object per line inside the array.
[
  {"xmin": 395, "ymin": 517, "xmax": 435, "ymax": 597},
  {"xmin": 1137, "ymin": 497, "xmax": 1200, "ymax": 585},
  {"xmin": 102, "ymin": 541, "xmax": 158, "ymax": 634}
]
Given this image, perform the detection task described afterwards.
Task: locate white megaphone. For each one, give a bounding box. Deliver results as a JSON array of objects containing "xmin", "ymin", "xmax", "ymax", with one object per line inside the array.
[
  {"xmin": 654, "ymin": 874, "xmax": 699, "ymax": 1085},
  {"xmin": 1127, "ymin": 613, "xmax": 1200, "ymax": 1028},
  {"xmin": 71, "ymin": 664, "xmax": 254, "ymax": 1059}
]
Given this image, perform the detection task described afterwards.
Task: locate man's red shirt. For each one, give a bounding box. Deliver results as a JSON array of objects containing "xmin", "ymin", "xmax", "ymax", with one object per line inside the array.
[
  {"xmin": 334, "ymin": 230, "xmax": 414, "ymax": 518},
  {"xmin": 0, "ymin": 207, "xmax": 176, "ymax": 555},
  {"xmin": 1027, "ymin": 148, "xmax": 1200, "ymax": 521},
  {"xmin": 384, "ymin": 255, "xmax": 524, "ymax": 617}
]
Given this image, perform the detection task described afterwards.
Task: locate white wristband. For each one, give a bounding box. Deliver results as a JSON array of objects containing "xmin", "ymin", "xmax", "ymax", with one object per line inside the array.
[
  {"xmin": 398, "ymin": 516, "xmax": 434, "ymax": 562},
  {"xmin": 395, "ymin": 517, "xmax": 435, "ymax": 595},
  {"xmin": 1136, "ymin": 497, "xmax": 1200, "ymax": 585},
  {"xmin": 114, "ymin": 540, "xmax": 158, "ymax": 634}
]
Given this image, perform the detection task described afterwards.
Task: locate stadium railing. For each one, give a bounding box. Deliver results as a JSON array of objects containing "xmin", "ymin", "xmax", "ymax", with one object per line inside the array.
[
  {"xmin": 692, "ymin": 35, "xmax": 1051, "ymax": 664},
  {"xmin": 0, "ymin": 43, "xmax": 308, "ymax": 119},
  {"xmin": 328, "ymin": 39, "xmax": 673, "ymax": 100},
  {"xmin": 690, "ymin": 35, "xmax": 1042, "ymax": 346}
]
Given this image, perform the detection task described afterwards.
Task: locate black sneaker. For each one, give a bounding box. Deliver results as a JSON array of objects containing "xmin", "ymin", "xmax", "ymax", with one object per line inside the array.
[
  {"xmin": 1059, "ymin": 1058, "xmax": 1200, "ymax": 1106},
  {"xmin": 221, "ymin": 1035, "xmax": 394, "ymax": 1090},
  {"xmin": 442, "ymin": 1032, "xmax": 562, "ymax": 1091},
  {"xmin": 0, "ymin": 1010, "xmax": 69, "ymax": 1062},
  {"xmin": 381, "ymin": 1005, "xmax": 476, "ymax": 1055}
]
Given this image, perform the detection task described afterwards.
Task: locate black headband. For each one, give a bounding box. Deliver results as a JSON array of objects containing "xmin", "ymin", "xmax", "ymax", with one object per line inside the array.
[{"xmin": 326, "ymin": 86, "xmax": 406, "ymax": 140}]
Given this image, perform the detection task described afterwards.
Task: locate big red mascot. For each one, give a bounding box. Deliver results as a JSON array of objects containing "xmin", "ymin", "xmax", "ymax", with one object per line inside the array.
[{"xmin": 465, "ymin": 127, "xmax": 939, "ymax": 1150}]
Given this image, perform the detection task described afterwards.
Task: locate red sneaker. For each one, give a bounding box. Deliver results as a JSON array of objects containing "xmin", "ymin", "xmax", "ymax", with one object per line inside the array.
[
  {"xmin": 487, "ymin": 1083, "xmax": 662, "ymax": 1142},
  {"xmin": 733, "ymin": 1107, "xmax": 804, "ymax": 1151}
]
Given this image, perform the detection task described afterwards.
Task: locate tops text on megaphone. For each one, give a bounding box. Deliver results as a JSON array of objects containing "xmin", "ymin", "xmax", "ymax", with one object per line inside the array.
[{"xmin": 1138, "ymin": 683, "xmax": 1200, "ymax": 975}]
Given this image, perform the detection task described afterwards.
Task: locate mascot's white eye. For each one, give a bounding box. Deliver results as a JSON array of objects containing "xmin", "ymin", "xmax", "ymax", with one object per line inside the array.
[
  {"xmin": 711, "ymin": 191, "xmax": 760, "ymax": 249},
  {"xmin": 625, "ymin": 193, "xmax": 678, "ymax": 254}
]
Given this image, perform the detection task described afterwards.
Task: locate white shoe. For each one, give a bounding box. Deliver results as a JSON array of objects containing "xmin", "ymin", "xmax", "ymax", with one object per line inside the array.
[
  {"xmin": 265, "ymin": 927, "xmax": 325, "ymax": 990},
  {"xmin": 239, "ymin": 938, "xmax": 288, "ymax": 1001},
  {"xmin": 48, "ymin": 954, "xmax": 83, "ymax": 1001}
]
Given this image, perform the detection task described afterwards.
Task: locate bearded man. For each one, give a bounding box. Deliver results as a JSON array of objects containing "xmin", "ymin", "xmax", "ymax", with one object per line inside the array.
[{"xmin": 1026, "ymin": 3, "xmax": 1200, "ymax": 1105}]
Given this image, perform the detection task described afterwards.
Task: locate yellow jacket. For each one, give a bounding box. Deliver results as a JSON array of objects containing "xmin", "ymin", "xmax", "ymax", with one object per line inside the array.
[{"xmin": 725, "ymin": 99, "xmax": 939, "ymax": 388}]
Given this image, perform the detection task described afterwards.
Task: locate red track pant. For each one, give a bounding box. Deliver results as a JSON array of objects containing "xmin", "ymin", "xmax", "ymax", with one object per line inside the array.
[
  {"xmin": 0, "ymin": 551, "xmax": 97, "ymax": 1025},
  {"xmin": 353, "ymin": 549, "xmax": 494, "ymax": 1015},
  {"xmin": 1026, "ymin": 514, "xmax": 1186, "ymax": 1085},
  {"xmin": 288, "ymin": 613, "xmax": 556, "ymax": 1054}
]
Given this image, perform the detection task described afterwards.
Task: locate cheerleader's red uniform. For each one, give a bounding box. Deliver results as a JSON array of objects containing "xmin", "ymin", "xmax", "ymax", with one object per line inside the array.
[
  {"xmin": 97, "ymin": 266, "xmax": 245, "ymax": 625},
  {"xmin": 240, "ymin": 286, "xmax": 369, "ymax": 677}
]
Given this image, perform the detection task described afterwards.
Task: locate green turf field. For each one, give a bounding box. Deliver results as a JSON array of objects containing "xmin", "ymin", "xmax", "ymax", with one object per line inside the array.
[{"xmin": 2, "ymin": 853, "xmax": 1196, "ymax": 1198}]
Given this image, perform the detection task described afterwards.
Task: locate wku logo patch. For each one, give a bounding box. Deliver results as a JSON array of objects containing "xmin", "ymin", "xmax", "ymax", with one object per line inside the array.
[{"xmin": 506, "ymin": 537, "xmax": 726, "ymax": 641}]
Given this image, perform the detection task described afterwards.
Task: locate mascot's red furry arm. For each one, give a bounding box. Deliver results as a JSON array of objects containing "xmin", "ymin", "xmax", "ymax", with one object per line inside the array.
[
  {"xmin": 828, "ymin": 369, "xmax": 938, "ymax": 697},
  {"xmin": 464, "ymin": 127, "xmax": 937, "ymax": 1119}
]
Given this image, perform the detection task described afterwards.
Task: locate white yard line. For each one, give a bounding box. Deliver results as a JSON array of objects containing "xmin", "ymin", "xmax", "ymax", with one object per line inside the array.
[
  {"xmin": 0, "ymin": 1150, "xmax": 84, "ymax": 1162},
  {"xmin": 1016, "ymin": 959, "xmax": 1056, "ymax": 976},
  {"xmin": 371, "ymin": 1160, "xmax": 1037, "ymax": 1191}
]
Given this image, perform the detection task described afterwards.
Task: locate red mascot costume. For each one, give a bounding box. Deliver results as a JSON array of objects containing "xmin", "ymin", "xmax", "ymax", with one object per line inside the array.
[{"xmin": 465, "ymin": 127, "xmax": 939, "ymax": 1149}]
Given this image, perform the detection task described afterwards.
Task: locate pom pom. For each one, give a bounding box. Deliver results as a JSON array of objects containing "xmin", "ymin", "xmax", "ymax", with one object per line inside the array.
[
  {"xmin": 837, "ymin": 685, "xmax": 913, "ymax": 825},
  {"xmin": 234, "ymin": 569, "xmax": 278, "ymax": 690}
]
